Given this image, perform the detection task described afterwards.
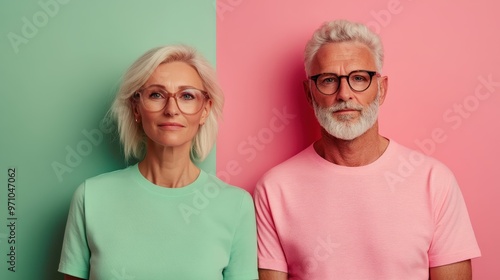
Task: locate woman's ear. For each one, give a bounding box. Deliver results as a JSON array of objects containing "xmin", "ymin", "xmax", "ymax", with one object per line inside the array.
[
  {"xmin": 200, "ymin": 99, "xmax": 212, "ymax": 125},
  {"xmin": 131, "ymin": 97, "xmax": 141, "ymax": 123}
]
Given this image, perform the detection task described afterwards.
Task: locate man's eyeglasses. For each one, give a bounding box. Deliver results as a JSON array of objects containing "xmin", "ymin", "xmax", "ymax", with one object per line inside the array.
[
  {"xmin": 134, "ymin": 86, "xmax": 209, "ymax": 115},
  {"xmin": 309, "ymin": 70, "xmax": 380, "ymax": 95}
]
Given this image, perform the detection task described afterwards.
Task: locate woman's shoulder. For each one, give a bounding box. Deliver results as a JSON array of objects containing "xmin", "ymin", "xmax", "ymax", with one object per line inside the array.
[
  {"xmin": 84, "ymin": 165, "xmax": 136, "ymax": 188},
  {"xmin": 203, "ymin": 171, "xmax": 248, "ymax": 191},
  {"xmin": 202, "ymin": 171, "xmax": 252, "ymax": 200},
  {"xmin": 199, "ymin": 171, "xmax": 255, "ymax": 216}
]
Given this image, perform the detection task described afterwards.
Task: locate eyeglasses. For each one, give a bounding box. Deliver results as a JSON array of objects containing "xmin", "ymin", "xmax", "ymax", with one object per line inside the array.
[
  {"xmin": 309, "ymin": 70, "xmax": 379, "ymax": 95},
  {"xmin": 134, "ymin": 86, "xmax": 209, "ymax": 115}
]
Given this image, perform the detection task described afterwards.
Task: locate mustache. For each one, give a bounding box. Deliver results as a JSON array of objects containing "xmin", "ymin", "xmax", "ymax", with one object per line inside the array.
[{"xmin": 327, "ymin": 101, "xmax": 364, "ymax": 112}]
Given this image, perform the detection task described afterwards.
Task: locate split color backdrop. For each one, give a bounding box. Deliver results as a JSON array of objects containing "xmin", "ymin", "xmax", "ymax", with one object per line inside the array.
[{"xmin": 0, "ymin": 0, "xmax": 499, "ymax": 279}]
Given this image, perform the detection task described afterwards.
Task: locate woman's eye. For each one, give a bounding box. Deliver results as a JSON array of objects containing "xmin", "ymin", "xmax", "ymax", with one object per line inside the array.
[
  {"xmin": 179, "ymin": 91, "xmax": 196, "ymax": 100},
  {"xmin": 149, "ymin": 91, "xmax": 164, "ymax": 99}
]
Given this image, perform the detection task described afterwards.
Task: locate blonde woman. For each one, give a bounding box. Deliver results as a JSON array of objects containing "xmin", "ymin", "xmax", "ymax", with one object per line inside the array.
[{"xmin": 59, "ymin": 45, "xmax": 257, "ymax": 280}]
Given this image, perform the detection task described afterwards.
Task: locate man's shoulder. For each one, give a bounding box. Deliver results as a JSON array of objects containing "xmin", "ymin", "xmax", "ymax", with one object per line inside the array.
[
  {"xmin": 389, "ymin": 140, "xmax": 455, "ymax": 177},
  {"xmin": 257, "ymin": 144, "xmax": 317, "ymax": 186}
]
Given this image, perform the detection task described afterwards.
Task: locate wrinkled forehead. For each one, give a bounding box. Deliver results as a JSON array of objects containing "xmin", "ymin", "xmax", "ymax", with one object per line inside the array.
[{"xmin": 311, "ymin": 42, "xmax": 377, "ymax": 73}]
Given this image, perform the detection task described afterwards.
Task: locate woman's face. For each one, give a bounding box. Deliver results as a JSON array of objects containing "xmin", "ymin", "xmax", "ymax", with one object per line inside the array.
[{"xmin": 134, "ymin": 61, "xmax": 211, "ymax": 151}]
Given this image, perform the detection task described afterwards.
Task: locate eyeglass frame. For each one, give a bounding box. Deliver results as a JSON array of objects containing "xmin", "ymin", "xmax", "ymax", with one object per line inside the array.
[
  {"xmin": 132, "ymin": 85, "xmax": 210, "ymax": 115},
  {"xmin": 308, "ymin": 70, "xmax": 380, "ymax": 95}
]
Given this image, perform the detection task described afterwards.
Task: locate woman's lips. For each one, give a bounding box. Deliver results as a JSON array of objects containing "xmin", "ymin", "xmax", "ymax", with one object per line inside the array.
[{"xmin": 158, "ymin": 122, "xmax": 185, "ymax": 129}]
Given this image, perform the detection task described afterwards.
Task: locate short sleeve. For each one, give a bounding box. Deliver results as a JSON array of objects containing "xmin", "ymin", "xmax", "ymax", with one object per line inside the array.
[
  {"xmin": 58, "ymin": 183, "xmax": 91, "ymax": 279},
  {"xmin": 253, "ymin": 182, "xmax": 288, "ymax": 273},
  {"xmin": 428, "ymin": 174, "xmax": 481, "ymax": 267},
  {"xmin": 223, "ymin": 192, "xmax": 258, "ymax": 280}
]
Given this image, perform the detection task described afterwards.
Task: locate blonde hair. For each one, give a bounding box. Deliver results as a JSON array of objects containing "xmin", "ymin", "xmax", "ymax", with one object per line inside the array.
[
  {"xmin": 109, "ymin": 45, "xmax": 223, "ymax": 162},
  {"xmin": 304, "ymin": 19, "xmax": 384, "ymax": 76}
]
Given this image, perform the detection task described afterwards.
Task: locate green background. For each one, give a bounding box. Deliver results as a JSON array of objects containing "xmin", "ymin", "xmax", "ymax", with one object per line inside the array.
[{"xmin": 0, "ymin": 1, "xmax": 216, "ymax": 279}]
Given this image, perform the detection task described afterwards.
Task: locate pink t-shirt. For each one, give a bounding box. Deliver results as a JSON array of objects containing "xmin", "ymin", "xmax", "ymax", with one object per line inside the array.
[{"xmin": 254, "ymin": 140, "xmax": 480, "ymax": 280}]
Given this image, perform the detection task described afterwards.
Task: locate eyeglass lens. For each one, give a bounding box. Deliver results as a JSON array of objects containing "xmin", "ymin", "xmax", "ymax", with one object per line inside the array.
[
  {"xmin": 139, "ymin": 86, "xmax": 206, "ymax": 114},
  {"xmin": 314, "ymin": 71, "xmax": 374, "ymax": 95}
]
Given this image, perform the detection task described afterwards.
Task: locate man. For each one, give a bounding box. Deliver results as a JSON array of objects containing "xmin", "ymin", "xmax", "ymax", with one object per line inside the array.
[{"xmin": 254, "ymin": 20, "xmax": 481, "ymax": 280}]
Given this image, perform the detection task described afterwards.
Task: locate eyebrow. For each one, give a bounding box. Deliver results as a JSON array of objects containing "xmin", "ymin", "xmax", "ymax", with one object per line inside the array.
[{"xmin": 144, "ymin": 84, "xmax": 201, "ymax": 91}]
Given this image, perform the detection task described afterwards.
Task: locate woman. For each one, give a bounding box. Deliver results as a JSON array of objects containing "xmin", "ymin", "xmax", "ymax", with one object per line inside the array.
[{"xmin": 58, "ymin": 45, "xmax": 258, "ymax": 279}]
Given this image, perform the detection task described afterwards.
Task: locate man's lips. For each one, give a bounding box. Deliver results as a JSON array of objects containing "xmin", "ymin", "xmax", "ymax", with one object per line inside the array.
[{"xmin": 333, "ymin": 109, "xmax": 359, "ymax": 113}]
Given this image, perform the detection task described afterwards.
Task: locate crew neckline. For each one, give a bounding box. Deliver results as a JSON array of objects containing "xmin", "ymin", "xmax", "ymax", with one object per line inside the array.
[
  {"xmin": 308, "ymin": 139, "xmax": 397, "ymax": 173},
  {"xmin": 130, "ymin": 164, "xmax": 207, "ymax": 197}
]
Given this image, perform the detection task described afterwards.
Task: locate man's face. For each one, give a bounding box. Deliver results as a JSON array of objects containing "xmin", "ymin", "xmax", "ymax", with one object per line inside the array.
[{"xmin": 306, "ymin": 41, "xmax": 388, "ymax": 140}]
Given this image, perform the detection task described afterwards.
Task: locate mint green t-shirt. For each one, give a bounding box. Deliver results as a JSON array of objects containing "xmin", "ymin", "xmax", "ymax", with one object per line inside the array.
[{"xmin": 58, "ymin": 165, "xmax": 258, "ymax": 280}]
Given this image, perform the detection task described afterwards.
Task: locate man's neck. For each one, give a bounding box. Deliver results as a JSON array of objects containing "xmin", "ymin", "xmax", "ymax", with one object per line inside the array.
[{"xmin": 314, "ymin": 123, "xmax": 389, "ymax": 167}]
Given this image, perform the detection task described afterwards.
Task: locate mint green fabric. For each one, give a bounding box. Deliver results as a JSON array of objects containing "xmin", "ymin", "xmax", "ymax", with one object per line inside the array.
[{"xmin": 58, "ymin": 165, "xmax": 257, "ymax": 279}]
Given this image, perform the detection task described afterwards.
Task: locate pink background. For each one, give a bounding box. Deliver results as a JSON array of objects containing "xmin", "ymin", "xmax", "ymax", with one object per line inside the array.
[{"xmin": 216, "ymin": 0, "xmax": 499, "ymax": 279}]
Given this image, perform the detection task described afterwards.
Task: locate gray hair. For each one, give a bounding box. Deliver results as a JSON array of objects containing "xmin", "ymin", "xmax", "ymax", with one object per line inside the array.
[
  {"xmin": 109, "ymin": 45, "xmax": 223, "ymax": 162},
  {"xmin": 304, "ymin": 19, "xmax": 384, "ymax": 76}
]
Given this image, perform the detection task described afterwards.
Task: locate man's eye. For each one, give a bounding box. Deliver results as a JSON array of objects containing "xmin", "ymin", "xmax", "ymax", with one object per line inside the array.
[
  {"xmin": 351, "ymin": 75, "xmax": 368, "ymax": 82},
  {"xmin": 320, "ymin": 76, "xmax": 337, "ymax": 85}
]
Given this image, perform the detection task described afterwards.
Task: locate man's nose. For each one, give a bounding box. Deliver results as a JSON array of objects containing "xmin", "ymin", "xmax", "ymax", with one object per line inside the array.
[{"xmin": 336, "ymin": 77, "xmax": 353, "ymax": 101}]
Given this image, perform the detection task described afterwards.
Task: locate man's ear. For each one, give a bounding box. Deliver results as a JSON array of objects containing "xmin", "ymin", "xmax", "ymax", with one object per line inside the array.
[
  {"xmin": 303, "ymin": 79, "xmax": 313, "ymax": 107},
  {"xmin": 378, "ymin": 75, "xmax": 389, "ymax": 106}
]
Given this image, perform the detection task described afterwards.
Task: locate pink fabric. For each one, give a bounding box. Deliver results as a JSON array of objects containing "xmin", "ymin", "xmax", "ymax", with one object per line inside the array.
[{"xmin": 254, "ymin": 140, "xmax": 481, "ymax": 280}]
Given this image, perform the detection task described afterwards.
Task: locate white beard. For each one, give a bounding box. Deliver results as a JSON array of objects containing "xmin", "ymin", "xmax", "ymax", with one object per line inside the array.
[{"xmin": 312, "ymin": 93, "xmax": 380, "ymax": 140}]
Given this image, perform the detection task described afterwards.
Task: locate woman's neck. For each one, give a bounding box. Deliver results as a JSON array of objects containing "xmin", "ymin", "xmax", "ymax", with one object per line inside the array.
[{"xmin": 138, "ymin": 144, "xmax": 200, "ymax": 188}]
